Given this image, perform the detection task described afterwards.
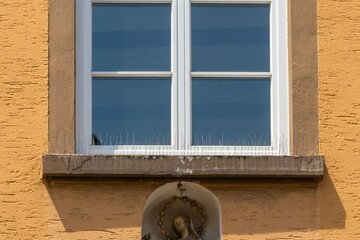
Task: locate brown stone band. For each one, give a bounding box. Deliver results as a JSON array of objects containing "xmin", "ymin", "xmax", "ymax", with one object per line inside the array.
[{"xmin": 43, "ymin": 154, "xmax": 324, "ymax": 181}]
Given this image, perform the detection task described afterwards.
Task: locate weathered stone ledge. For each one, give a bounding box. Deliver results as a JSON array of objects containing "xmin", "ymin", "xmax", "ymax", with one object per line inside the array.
[{"xmin": 43, "ymin": 154, "xmax": 324, "ymax": 181}]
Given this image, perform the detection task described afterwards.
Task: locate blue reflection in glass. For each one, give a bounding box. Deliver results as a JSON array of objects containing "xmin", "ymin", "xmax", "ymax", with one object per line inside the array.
[
  {"xmin": 192, "ymin": 4, "xmax": 270, "ymax": 72},
  {"xmin": 92, "ymin": 78, "xmax": 171, "ymax": 145},
  {"xmin": 192, "ymin": 79, "xmax": 271, "ymax": 146},
  {"xmin": 92, "ymin": 4, "xmax": 171, "ymax": 71}
]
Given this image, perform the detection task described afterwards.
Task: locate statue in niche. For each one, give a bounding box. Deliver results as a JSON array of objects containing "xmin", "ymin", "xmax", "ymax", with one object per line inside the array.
[
  {"xmin": 173, "ymin": 215, "xmax": 202, "ymax": 240},
  {"xmin": 157, "ymin": 196, "xmax": 206, "ymax": 240}
]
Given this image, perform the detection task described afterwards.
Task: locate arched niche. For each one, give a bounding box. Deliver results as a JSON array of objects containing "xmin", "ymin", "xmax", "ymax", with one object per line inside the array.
[{"xmin": 142, "ymin": 181, "xmax": 221, "ymax": 240}]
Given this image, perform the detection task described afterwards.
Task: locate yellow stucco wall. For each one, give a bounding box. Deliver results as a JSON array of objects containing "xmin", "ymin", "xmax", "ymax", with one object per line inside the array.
[{"xmin": 0, "ymin": 0, "xmax": 359, "ymax": 239}]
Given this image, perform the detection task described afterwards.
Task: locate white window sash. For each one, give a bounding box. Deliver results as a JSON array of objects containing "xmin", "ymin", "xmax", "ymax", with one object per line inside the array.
[
  {"xmin": 76, "ymin": 0, "xmax": 289, "ymax": 156},
  {"xmin": 77, "ymin": 0, "xmax": 179, "ymax": 154}
]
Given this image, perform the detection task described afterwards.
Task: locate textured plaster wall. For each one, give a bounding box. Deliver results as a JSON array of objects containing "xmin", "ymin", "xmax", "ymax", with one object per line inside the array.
[
  {"xmin": 318, "ymin": 0, "xmax": 360, "ymax": 238},
  {"xmin": 0, "ymin": 0, "xmax": 48, "ymax": 239},
  {"xmin": 0, "ymin": 0, "xmax": 359, "ymax": 239}
]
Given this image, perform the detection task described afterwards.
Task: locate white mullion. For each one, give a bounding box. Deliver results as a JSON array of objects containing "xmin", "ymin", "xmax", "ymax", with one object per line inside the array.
[
  {"xmin": 177, "ymin": 0, "xmax": 186, "ymax": 151},
  {"xmin": 191, "ymin": 72, "xmax": 272, "ymax": 79},
  {"xmin": 92, "ymin": 0, "xmax": 172, "ymax": 3},
  {"xmin": 191, "ymin": 0, "xmax": 271, "ymax": 4},
  {"xmin": 171, "ymin": 0, "xmax": 179, "ymax": 150},
  {"xmin": 184, "ymin": 0, "xmax": 192, "ymax": 151},
  {"xmin": 91, "ymin": 71, "xmax": 172, "ymax": 78}
]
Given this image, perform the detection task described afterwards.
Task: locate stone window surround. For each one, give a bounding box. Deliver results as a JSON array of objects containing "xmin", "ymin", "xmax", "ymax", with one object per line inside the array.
[{"xmin": 45, "ymin": 0, "xmax": 324, "ymax": 181}]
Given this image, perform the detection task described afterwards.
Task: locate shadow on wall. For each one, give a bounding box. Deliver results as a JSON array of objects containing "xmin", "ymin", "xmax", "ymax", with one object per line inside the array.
[
  {"xmin": 45, "ymin": 170, "xmax": 345, "ymax": 235},
  {"xmin": 206, "ymin": 170, "xmax": 346, "ymax": 235},
  {"xmin": 44, "ymin": 179, "xmax": 162, "ymax": 231}
]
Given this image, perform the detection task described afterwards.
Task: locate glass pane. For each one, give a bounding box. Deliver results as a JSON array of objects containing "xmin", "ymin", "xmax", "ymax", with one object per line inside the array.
[
  {"xmin": 192, "ymin": 79, "xmax": 271, "ymax": 146},
  {"xmin": 92, "ymin": 4, "xmax": 171, "ymax": 71},
  {"xmin": 192, "ymin": 4, "xmax": 270, "ymax": 72},
  {"xmin": 92, "ymin": 78, "xmax": 171, "ymax": 145}
]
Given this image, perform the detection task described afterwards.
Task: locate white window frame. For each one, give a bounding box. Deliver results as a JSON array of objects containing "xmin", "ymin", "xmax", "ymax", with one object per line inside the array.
[{"xmin": 76, "ymin": 0, "xmax": 289, "ymax": 156}]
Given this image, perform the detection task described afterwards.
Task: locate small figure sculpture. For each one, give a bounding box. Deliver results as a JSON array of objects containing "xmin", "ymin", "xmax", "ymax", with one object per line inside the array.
[{"xmin": 173, "ymin": 215, "xmax": 202, "ymax": 240}]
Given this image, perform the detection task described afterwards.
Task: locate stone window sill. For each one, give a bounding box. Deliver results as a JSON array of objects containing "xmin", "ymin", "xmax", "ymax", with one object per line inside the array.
[{"xmin": 42, "ymin": 154, "xmax": 324, "ymax": 182}]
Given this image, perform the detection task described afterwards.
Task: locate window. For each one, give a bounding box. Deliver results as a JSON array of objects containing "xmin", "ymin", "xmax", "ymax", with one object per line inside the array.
[{"xmin": 76, "ymin": 0, "xmax": 289, "ymax": 156}]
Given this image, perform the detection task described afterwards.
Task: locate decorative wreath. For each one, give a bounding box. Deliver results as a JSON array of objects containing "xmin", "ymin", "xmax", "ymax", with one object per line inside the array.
[{"xmin": 157, "ymin": 196, "xmax": 207, "ymax": 240}]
